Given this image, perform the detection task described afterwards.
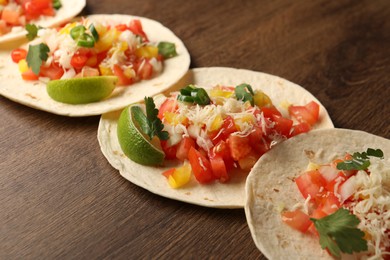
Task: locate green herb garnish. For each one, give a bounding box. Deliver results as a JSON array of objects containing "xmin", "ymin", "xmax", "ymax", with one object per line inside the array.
[
  {"xmin": 310, "ymin": 208, "xmax": 367, "ymax": 258},
  {"xmin": 157, "ymin": 42, "xmax": 177, "ymax": 59},
  {"xmin": 52, "ymin": 0, "xmax": 62, "ymax": 10},
  {"xmin": 134, "ymin": 97, "xmax": 169, "ymax": 141},
  {"xmin": 177, "ymin": 84, "xmax": 211, "ymax": 105},
  {"xmin": 26, "ymin": 43, "xmax": 50, "ymax": 75},
  {"xmin": 337, "ymin": 148, "xmax": 384, "ymax": 171},
  {"xmin": 25, "ymin": 24, "xmax": 39, "ymax": 41},
  {"xmin": 235, "ymin": 83, "xmax": 255, "ymax": 106}
]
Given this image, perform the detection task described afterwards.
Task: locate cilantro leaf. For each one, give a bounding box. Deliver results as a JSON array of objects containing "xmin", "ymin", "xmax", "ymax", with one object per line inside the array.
[
  {"xmin": 337, "ymin": 148, "xmax": 384, "ymax": 171},
  {"xmin": 25, "ymin": 24, "xmax": 39, "ymax": 41},
  {"xmin": 134, "ymin": 97, "xmax": 169, "ymax": 141},
  {"xmin": 235, "ymin": 83, "xmax": 255, "ymax": 106},
  {"xmin": 26, "ymin": 43, "xmax": 50, "ymax": 75},
  {"xmin": 310, "ymin": 208, "xmax": 368, "ymax": 258}
]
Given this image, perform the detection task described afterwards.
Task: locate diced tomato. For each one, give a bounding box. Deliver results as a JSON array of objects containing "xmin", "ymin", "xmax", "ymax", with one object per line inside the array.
[
  {"xmin": 282, "ymin": 210, "xmax": 312, "ymax": 233},
  {"xmin": 319, "ymin": 192, "xmax": 341, "ymax": 215},
  {"xmin": 39, "ymin": 62, "xmax": 64, "ymax": 80},
  {"xmin": 160, "ymin": 140, "xmax": 178, "ymax": 160},
  {"xmin": 261, "ymin": 106, "xmax": 282, "ymax": 118},
  {"xmin": 11, "ymin": 48, "xmax": 27, "ymax": 63},
  {"xmin": 162, "ymin": 168, "xmax": 175, "ymax": 178},
  {"xmin": 289, "ymin": 101, "xmax": 320, "ymax": 126},
  {"xmin": 128, "ymin": 19, "xmax": 149, "ymax": 42},
  {"xmin": 210, "ymin": 116, "xmax": 238, "ymax": 144},
  {"xmin": 1, "ymin": 7, "xmax": 23, "ymax": 26},
  {"xmin": 176, "ymin": 137, "xmax": 196, "ymax": 161},
  {"xmin": 290, "ymin": 122, "xmax": 311, "ymax": 137},
  {"xmin": 112, "ymin": 64, "xmax": 133, "ymax": 86},
  {"xmin": 325, "ymin": 171, "xmax": 346, "ymax": 193},
  {"xmin": 249, "ymin": 127, "xmax": 270, "ymax": 155},
  {"xmin": 21, "ymin": 69, "xmax": 39, "ymax": 80},
  {"xmin": 271, "ymin": 114, "xmax": 293, "ymax": 137},
  {"xmin": 23, "ymin": 0, "xmax": 53, "ymax": 21},
  {"xmin": 136, "ymin": 59, "xmax": 153, "ymax": 80},
  {"xmin": 227, "ymin": 134, "xmax": 252, "ymax": 161},
  {"xmin": 209, "ymin": 155, "xmax": 229, "ymax": 182},
  {"xmin": 209, "ymin": 140, "xmax": 234, "ymax": 170},
  {"xmin": 70, "ymin": 53, "xmax": 88, "ymax": 70},
  {"xmin": 188, "ymin": 146, "xmax": 214, "ymax": 184},
  {"xmin": 115, "ymin": 24, "xmax": 128, "ymax": 31},
  {"xmin": 238, "ymin": 150, "xmax": 259, "ymax": 170},
  {"xmin": 295, "ymin": 170, "xmax": 327, "ymax": 201},
  {"xmin": 158, "ymin": 98, "xmax": 178, "ymax": 120}
]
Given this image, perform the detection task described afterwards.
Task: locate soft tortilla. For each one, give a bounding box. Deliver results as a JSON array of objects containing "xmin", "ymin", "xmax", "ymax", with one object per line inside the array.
[
  {"xmin": 98, "ymin": 67, "xmax": 334, "ymax": 208},
  {"xmin": 0, "ymin": 0, "xmax": 86, "ymax": 44},
  {"xmin": 245, "ymin": 128, "xmax": 390, "ymax": 259},
  {"xmin": 0, "ymin": 14, "xmax": 190, "ymax": 116}
]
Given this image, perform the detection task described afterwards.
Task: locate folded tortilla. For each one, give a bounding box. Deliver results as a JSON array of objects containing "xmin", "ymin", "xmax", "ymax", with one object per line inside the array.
[
  {"xmin": 98, "ymin": 67, "xmax": 334, "ymax": 208},
  {"xmin": 245, "ymin": 128, "xmax": 390, "ymax": 259},
  {"xmin": 0, "ymin": 0, "xmax": 86, "ymax": 44},
  {"xmin": 0, "ymin": 14, "xmax": 190, "ymax": 116}
]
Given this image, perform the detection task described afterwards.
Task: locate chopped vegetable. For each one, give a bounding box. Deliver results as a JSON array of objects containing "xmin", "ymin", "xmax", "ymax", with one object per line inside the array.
[
  {"xmin": 177, "ymin": 85, "xmax": 211, "ymax": 105},
  {"xmin": 157, "ymin": 41, "xmax": 177, "ymax": 58},
  {"xmin": 337, "ymin": 148, "xmax": 384, "ymax": 171},
  {"xmin": 26, "ymin": 43, "xmax": 50, "ymax": 75},
  {"xmin": 310, "ymin": 208, "xmax": 368, "ymax": 258},
  {"xmin": 53, "ymin": 0, "xmax": 62, "ymax": 10},
  {"xmin": 25, "ymin": 24, "xmax": 39, "ymax": 41},
  {"xmin": 235, "ymin": 83, "xmax": 255, "ymax": 106}
]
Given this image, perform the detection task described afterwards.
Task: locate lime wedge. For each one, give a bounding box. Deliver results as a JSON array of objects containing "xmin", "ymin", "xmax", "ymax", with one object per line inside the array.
[
  {"xmin": 117, "ymin": 105, "xmax": 165, "ymax": 166},
  {"xmin": 46, "ymin": 76, "xmax": 118, "ymax": 104}
]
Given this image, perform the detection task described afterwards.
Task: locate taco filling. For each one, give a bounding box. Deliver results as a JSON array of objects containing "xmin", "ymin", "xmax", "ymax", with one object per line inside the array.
[
  {"xmin": 10, "ymin": 17, "xmax": 177, "ymax": 85},
  {"xmin": 282, "ymin": 149, "xmax": 389, "ymax": 259},
  {"xmin": 120, "ymin": 84, "xmax": 323, "ymax": 188},
  {"xmin": 0, "ymin": 0, "xmax": 62, "ymax": 36}
]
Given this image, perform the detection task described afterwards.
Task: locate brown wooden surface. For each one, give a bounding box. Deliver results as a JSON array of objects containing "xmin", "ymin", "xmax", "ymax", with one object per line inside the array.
[{"xmin": 1, "ymin": 0, "xmax": 389, "ymax": 259}]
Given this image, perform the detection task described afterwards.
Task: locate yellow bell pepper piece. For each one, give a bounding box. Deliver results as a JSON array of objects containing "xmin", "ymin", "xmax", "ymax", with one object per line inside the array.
[
  {"xmin": 163, "ymin": 112, "xmax": 189, "ymax": 126},
  {"xmin": 254, "ymin": 90, "xmax": 272, "ymax": 108},
  {"xmin": 59, "ymin": 22, "xmax": 77, "ymax": 34},
  {"xmin": 135, "ymin": 46, "xmax": 159, "ymax": 59},
  {"xmin": 95, "ymin": 28, "xmax": 120, "ymax": 52},
  {"xmin": 209, "ymin": 86, "xmax": 233, "ymax": 99},
  {"xmin": 18, "ymin": 59, "xmax": 28, "ymax": 73},
  {"xmin": 168, "ymin": 162, "xmax": 192, "ymax": 189},
  {"xmin": 99, "ymin": 65, "xmax": 113, "ymax": 76},
  {"xmin": 209, "ymin": 114, "xmax": 223, "ymax": 132}
]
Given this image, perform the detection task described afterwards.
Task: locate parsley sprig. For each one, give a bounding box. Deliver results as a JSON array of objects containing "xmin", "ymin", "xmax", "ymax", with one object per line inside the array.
[
  {"xmin": 26, "ymin": 43, "xmax": 50, "ymax": 75},
  {"xmin": 337, "ymin": 148, "xmax": 384, "ymax": 171},
  {"xmin": 311, "ymin": 208, "xmax": 367, "ymax": 258},
  {"xmin": 235, "ymin": 83, "xmax": 255, "ymax": 106},
  {"xmin": 134, "ymin": 97, "xmax": 169, "ymax": 141},
  {"xmin": 25, "ymin": 24, "xmax": 40, "ymax": 41}
]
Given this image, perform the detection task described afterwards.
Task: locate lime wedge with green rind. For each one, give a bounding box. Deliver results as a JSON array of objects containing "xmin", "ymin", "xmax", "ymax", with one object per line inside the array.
[
  {"xmin": 117, "ymin": 105, "xmax": 165, "ymax": 166},
  {"xmin": 46, "ymin": 76, "xmax": 118, "ymax": 104}
]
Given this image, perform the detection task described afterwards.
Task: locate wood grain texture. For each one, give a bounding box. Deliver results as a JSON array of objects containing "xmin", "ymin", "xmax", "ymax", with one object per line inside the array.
[{"xmin": 0, "ymin": 0, "xmax": 389, "ymax": 259}]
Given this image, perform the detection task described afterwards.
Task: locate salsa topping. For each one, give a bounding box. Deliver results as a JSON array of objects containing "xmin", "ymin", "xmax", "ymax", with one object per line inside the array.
[
  {"xmin": 11, "ymin": 18, "xmax": 177, "ymax": 85},
  {"xmin": 134, "ymin": 84, "xmax": 322, "ymax": 188},
  {"xmin": 282, "ymin": 149, "xmax": 389, "ymax": 259},
  {"xmin": 0, "ymin": 0, "xmax": 62, "ymax": 36}
]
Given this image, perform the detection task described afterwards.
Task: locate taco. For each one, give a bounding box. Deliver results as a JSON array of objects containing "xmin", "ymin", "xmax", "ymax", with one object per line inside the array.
[
  {"xmin": 0, "ymin": 14, "xmax": 190, "ymax": 116},
  {"xmin": 98, "ymin": 67, "xmax": 334, "ymax": 208},
  {"xmin": 0, "ymin": 0, "xmax": 86, "ymax": 44},
  {"xmin": 245, "ymin": 128, "xmax": 390, "ymax": 259}
]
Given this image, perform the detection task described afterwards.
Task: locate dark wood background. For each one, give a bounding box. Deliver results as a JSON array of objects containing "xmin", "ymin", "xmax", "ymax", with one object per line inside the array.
[{"xmin": 1, "ymin": 0, "xmax": 389, "ymax": 259}]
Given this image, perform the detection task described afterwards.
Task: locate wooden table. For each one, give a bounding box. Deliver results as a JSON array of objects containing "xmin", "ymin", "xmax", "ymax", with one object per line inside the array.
[{"xmin": 1, "ymin": 1, "xmax": 389, "ymax": 259}]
